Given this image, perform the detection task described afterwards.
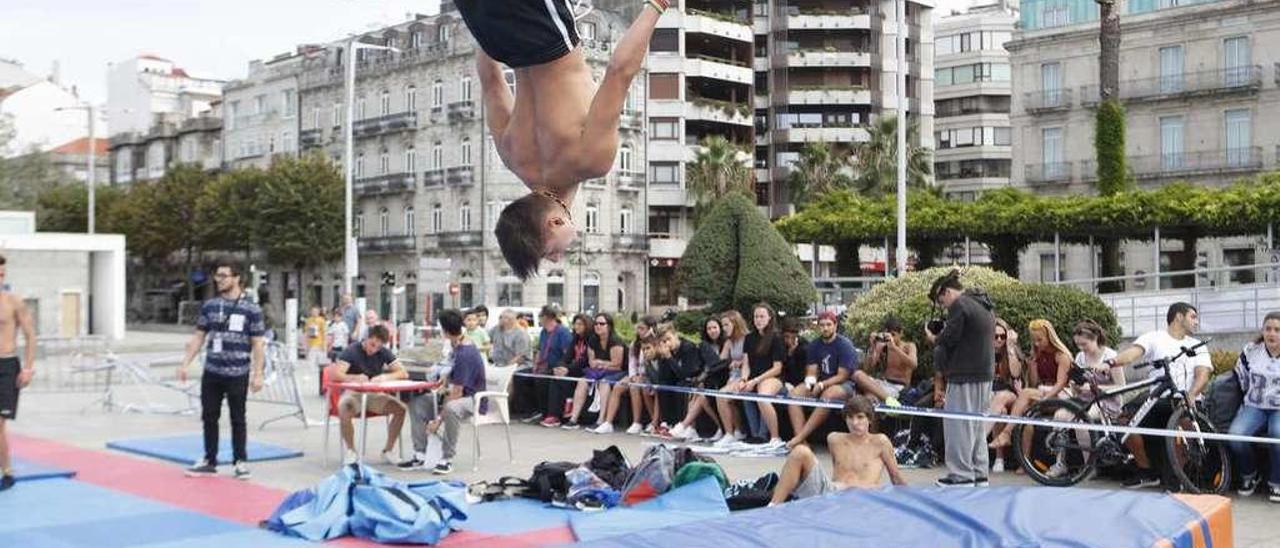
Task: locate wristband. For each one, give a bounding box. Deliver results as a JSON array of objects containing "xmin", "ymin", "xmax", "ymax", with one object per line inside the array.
[{"xmin": 645, "ymin": 0, "xmax": 669, "ymax": 14}]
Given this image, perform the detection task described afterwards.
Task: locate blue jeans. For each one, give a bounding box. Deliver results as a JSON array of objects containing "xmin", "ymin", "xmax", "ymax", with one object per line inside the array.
[{"xmin": 1227, "ymin": 405, "xmax": 1280, "ymax": 486}]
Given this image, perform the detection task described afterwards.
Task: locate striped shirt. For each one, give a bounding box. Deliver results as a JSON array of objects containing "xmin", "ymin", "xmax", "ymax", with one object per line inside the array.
[{"xmin": 196, "ymin": 295, "xmax": 265, "ymax": 377}]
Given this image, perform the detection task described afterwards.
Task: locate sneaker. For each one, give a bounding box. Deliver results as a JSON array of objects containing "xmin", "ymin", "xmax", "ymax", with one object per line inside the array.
[
  {"xmin": 884, "ymin": 397, "xmax": 902, "ymax": 407},
  {"xmin": 1122, "ymin": 470, "xmax": 1161, "ymax": 489},
  {"xmin": 706, "ymin": 429, "xmax": 725, "ymax": 443},
  {"xmin": 732, "ymin": 430, "xmax": 747, "ymax": 441},
  {"xmin": 591, "ymin": 422, "xmax": 615, "ymax": 434},
  {"xmin": 432, "ymin": 460, "xmax": 453, "ymax": 475},
  {"xmin": 1047, "ymin": 461, "xmax": 1068, "ymax": 479},
  {"xmin": 184, "ymin": 459, "xmax": 217, "ymax": 477},
  {"xmin": 643, "ymin": 423, "xmax": 656, "ymax": 435},
  {"xmin": 397, "ymin": 457, "xmax": 426, "ymax": 471},
  {"xmin": 233, "ymin": 461, "xmax": 252, "ymax": 480},
  {"xmin": 561, "ymin": 420, "xmax": 581, "ymax": 430},
  {"xmin": 935, "ymin": 474, "xmax": 976, "ymax": 487},
  {"xmin": 669, "ymin": 423, "xmax": 688, "ymax": 439},
  {"xmin": 0, "ymin": 474, "xmax": 14, "ymax": 491},
  {"xmin": 1238, "ymin": 474, "xmax": 1259, "ymax": 497},
  {"xmin": 540, "ymin": 416, "xmax": 562, "ymax": 428},
  {"xmin": 764, "ymin": 438, "xmax": 786, "ymax": 450},
  {"xmin": 343, "ymin": 449, "xmax": 359, "ymax": 465},
  {"xmin": 653, "ymin": 424, "xmax": 672, "ymax": 438},
  {"xmin": 625, "ymin": 423, "xmax": 643, "ymax": 435},
  {"xmin": 713, "ymin": 435, "xmax": 738, "ymax": 449},
  {"xmin": 991, "ymin": 458, "xmax": 1005, "ymax": 473},
  {"xmin": 1269, "ymin": 484, "xmax": 1280, "ymax": 503},
  {"xmin": 974, "ymin": 476, "xmax": 990, "ymax": 487},
  {"xmin": 520, "ymin": 412, "xmax": 544, "ymax": 424}
]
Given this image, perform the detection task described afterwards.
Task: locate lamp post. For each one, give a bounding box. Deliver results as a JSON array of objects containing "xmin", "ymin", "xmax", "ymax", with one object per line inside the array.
[
  {"xmin": 894, "ymin": 0, "xmax": 908, "ymax": 277},
  {"xmin": 343, "ymin": 39, "xmax": 400, "ymax": 296},
  {"xmin": 55, "ymin": 104, "xmax": 97, "ymax": 233}
]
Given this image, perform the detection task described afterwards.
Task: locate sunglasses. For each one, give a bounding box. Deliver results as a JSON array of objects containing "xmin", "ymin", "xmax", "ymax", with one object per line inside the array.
[
  {"xmin": 595, "ymin": 321, "xmax": 608, "ymax": 326},
  {"xmin": 994, "ymin": 333, "xmax": 1007, "ymax": 340}
]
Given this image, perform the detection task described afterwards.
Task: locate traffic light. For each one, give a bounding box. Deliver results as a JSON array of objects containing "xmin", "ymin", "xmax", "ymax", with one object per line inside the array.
[{"xmin": 382, "ymin": 271, "xmax": 396, "ymax": 286}]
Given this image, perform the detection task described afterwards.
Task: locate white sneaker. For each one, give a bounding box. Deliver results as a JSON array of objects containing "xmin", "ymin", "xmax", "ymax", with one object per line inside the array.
[
  {"xmin": 343, "ymin": 449, "xmax": 359, "ymax": 465},
  {"xmin": 765, "ymin": 438, "xmax": 785, "ymax": 449},
  {"xmin": 733, "ymin": 430, "xmax": 747, "ymax": 441},
  {"xmin": 643, "ymin": 423, "xmax": 655, "ymax": 435},
  {"xmin": 991, "ymin": 458, "xmax": 1005, "ymax": 473},
  {"xmin": 591, "ymin": 422, "xmax": 615, "ymax": 434},
  {"xmin": 625, "ymin": 423, "xmax": 643, "ymax": 435},
  {"xmin": 382, "ymin": 450, "xmax": 398, "ymax": 465},
  {"xmin": 707, "ymin": 429, "xmax": 725, "ymax": 443},
  {"xmin": 669, "ymin": 423, "xmax": 689, "ymax": 439},
  {"xmin": 713, "ymin": 435, "xmax": 738, "ymax": 449}
]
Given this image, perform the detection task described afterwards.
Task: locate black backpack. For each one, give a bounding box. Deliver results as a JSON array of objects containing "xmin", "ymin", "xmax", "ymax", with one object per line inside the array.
[
  {"xmin": 1205, "ymin": 353, "xmax": 1247, "ymax": 433},
  {"xmin": 724, "ymin": 472, "xmax": 779, "ymax": 511},
  {"xmin": 520, "ymin": 461, "xmax": 578, "ymax": 502},
  {"xmin": 586, "ymin": 445, "xmax": 631, "ymax": 491}
]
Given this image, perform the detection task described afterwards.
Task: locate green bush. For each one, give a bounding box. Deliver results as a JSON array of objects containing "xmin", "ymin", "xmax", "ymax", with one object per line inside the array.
[
  {"xmin": 1095, "ymin": 99, "xmax": 1131, "ymax": 196},
  {"xmin": 674, "ymin": 309, "xmax": 711, "ymax": 339},
  {"xmin": 1210, "ymin": 348, "xmax": 1237, "ymax": 377},
  {"xmin": 613, "ymin": 313, "xmax": 637, "ymax": 344},
  {"xmin": 845, "ymin": 266, "xmax": 1121, "ymax": 379}
]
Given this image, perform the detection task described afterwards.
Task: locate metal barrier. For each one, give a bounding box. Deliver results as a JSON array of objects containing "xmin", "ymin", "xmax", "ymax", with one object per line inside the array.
[{"xmin": 248, "ymin": 342, "xmax": 311, "ymax": 430}]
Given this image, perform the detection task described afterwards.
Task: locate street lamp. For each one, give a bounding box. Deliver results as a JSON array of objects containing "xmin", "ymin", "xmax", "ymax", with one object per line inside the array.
[
  {"xmin": 343, "ymin": 39, "xmax": 400, "ymax": 296},
  {"xmin": 894, "ymin": 0, "xmax": 908, "ymax": 277},
  {"xmin": 55, "ymin": 104, "xmax": 97, "ymax": 234}
]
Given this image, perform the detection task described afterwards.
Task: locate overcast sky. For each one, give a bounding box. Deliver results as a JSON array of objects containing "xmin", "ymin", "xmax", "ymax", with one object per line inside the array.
[{"xmin": 2, "ymin": 0, "xmax": 976, "ymax": 105}]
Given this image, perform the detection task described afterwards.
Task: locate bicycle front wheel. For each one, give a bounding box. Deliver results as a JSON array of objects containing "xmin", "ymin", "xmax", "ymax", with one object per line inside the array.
[
  {"xmin": 1011, "ymin": 398, "xmax": 1097, "ymax": 487},
  {"xmin": 1165, "ymin": 405, "xmax": 1231, "ymax": 495}
]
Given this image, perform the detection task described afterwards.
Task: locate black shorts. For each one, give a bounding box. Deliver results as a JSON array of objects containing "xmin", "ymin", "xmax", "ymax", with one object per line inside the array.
[
  {"xmin": 0, "ymin": 357, "xmax": 20, "ymax": 420},
  {"xmin": 454, "ymin": 0, "xmax": 581, "ymax": 68}
]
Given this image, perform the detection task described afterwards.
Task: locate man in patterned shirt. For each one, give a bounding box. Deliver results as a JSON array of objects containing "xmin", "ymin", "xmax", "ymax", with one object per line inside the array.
[{"xmin": 179, "ymin": 258, "xmax": 265, "ymax": 480}]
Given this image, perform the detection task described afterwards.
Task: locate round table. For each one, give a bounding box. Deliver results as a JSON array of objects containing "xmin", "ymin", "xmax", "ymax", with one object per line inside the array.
[{"xmin": 328, "ymin": 379, "xmax": 441, "ymax": 465}]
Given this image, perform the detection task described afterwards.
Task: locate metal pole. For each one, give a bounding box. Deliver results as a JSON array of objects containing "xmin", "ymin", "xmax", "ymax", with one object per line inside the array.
[
  {"xmin": 1053, "ymin": 232, "xmax": 1062, "ymax": 283},
  {"xmin": 964, "ymin": 236, "xmax": 971, "ymax": 266},
  {"xmin": 1153, "ymin": 226, "xmax": 1161, "ymax": 290},
  {"xmin": 884, "ymin": 236, "xmax": 891, "ymax": 279},
  {"xmin": 1268, "ymin": 223, "xmax": 1274, "ymax": 284},
  {"xmin": 344, "ymin": 40, "xmax": 357, "ymax": 296},
  {"xmin": 87, "ymin": 105, "xmax": 96, "ymax": 234},
  {"xmin": 894, "ymin": 0, "xmax": 908, "ymax": 277},
  {"xmin": 1088, "ymin": 235, "xmax": 1096, "ymax": 290}
]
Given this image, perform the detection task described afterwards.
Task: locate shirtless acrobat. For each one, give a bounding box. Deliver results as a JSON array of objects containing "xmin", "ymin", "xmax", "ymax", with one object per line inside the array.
[
  {"xmin": 0, "ymin": 255, "xmax": 37, "ymax": 491},
  {"xmin": 769, "ymin": 396, "xmax": 906, "ymax": 504},
  {"xmin": 454, "ymin": 0, "xmax": 666, "ymax": 278}
]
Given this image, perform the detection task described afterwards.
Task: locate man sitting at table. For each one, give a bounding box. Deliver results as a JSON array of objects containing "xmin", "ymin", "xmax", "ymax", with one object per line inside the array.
[
  {"xmin": 333, "ymin": 324, "xmax": 408, "ymax": 465},
  {"xmin": 424, "ymin": 308, "xmax": 487, "ymax": 475}
]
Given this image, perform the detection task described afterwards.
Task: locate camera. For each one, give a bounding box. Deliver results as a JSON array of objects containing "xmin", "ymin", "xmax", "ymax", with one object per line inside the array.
[
  {"xmin": 876, "ymin": 333, "xmax": 891, "ymax": 343},
  {"xmin": 926, "ymin": 318, "xmax": 945, "ymax": 335}
]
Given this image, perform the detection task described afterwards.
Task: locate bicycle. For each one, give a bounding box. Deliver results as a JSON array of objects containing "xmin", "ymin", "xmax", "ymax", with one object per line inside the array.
[{"xmin": 1010, "ymin": 340, "xmax": 1231, "ymax": 494}]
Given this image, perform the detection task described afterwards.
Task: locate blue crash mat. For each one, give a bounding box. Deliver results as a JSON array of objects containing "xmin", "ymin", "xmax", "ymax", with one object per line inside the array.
[
  {"xmin": 106, "ymin": 434, "xmax": 302, "ymax": 464},
  {"xmin": 10, "ymin": 457, "xmax": 76, "ymax": 482}
]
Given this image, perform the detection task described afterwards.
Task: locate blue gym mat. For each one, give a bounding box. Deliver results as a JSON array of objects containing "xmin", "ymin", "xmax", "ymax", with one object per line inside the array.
[
  {"xmin": 105, "ymin": 434, "xmax": 303, "ymax": 464},
  {"xmin": 11, "ymin": 457, "xmax": 76, "ymax": 482},
  {"xmin": 0, "ymin": 479, "xmax": 307, "ymax": 547},
  {"xmin": 458, "ymin": 497, "xmax": 576, "ymax": 535}
]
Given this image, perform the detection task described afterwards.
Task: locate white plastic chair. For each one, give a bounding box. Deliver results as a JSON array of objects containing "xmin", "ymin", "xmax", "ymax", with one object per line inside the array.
[{"xmin": 471, "ymin": 365, "xmax": 516, "ymax": 471}]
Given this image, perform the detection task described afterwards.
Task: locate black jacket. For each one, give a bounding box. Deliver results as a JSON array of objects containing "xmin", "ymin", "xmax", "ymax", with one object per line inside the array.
[
  {"xmin": 657, "ymin": 339, "xmax": 704, "ymax": 385},
  {"xmin": 934, "ymin": 289, "xmax": 996, "ymax": 383}
]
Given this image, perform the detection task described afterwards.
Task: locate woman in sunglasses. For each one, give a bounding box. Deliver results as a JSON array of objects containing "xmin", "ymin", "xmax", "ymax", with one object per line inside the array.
[{"xmin": 562, "ymin": 313, "xmax": 627, "ymax": 429}]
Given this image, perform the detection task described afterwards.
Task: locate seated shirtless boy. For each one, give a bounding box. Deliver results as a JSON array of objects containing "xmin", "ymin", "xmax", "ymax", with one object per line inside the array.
[{"xmin": 769, "ymin": 395, "xmax": 907, "ymax": 504}]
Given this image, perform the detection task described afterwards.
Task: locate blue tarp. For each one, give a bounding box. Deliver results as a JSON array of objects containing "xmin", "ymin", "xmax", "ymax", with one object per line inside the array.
[
  {"xmin": 576, "ymin": 486, "xmax": 1212, "ymax": 548},
  {"xmin": 570, "ymin": 476, "xmax": 730, "ymax": 542}
]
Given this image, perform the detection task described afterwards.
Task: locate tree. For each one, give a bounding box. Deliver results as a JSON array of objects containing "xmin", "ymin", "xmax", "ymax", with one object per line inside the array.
[
  {"xmin": 199, "ymin": 167, "xmax": 269, "ymax": 258},
  {"xmin": 1094, "ymin": 0, "xmax": 1130, "ymax": 292},
  {"xmin": 788, "ymin": 140, "xmax": 851, "ymax": 208},
  {"xmin": 136, "ymin": 164, "xmax": 213, "ymax": 300},
  {"xmin": 254, "ymin": 155, "xmax": 345, "ymax": 301},
  {"xmin": 678, "ymin": 193, "xmax": 816, "ymax": 316},
  {"xmin": 35, "ymin": 183, "xmax": 127, "ymax": 233},
  {"xmin": 686, "ymin": 135, "xmax": 752, "ymax": 224},
  {"xmin": 851, "ymin": 115, "xmax": 932, "ymax": 198},
  {"xmin": 0, "ymin": 116, "xmax": 73, "ymax": 210}
]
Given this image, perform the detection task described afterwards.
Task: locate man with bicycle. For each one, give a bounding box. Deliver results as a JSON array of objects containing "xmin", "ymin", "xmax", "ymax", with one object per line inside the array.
[{"xmin": 1109, "ymin": 302, "xmax": 1212, "ymax": 489}]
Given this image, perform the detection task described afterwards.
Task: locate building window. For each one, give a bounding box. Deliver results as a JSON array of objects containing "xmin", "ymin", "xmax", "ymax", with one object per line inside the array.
[
  {"xmin": 585, "ymin": 204, "xmax": 600, "ymax": 233},
  {"xmin": 651, "ymin": 29, "xmax": 678, "ymax": 52},
  {"xmin": 281, "ymin": 131, "xmax": 294, "ymax": 152},
  {"xmin": 649, "ymin": 162, "xmax": 679, "ymax": 185},
  {"xmin": 1160, "ymin": 115, "xmax": 1184, "ymax": 169},
  {"xmin": 1223, "ymin": 36, "xmax": 1251, "ymax": 86},
  {"xmin": 404, "ymin": 206, "xmax": 415, "ymax": 234},
  {"xmin": 1159, "ymin": 45, "xmax": 1184, "ymax": 93},
  {"xmin": 356, "ymin": 96, "xmax": 367, "ymax": 119},
  {"xmin": 1042, "ymin": 127, "xmax": 1063, "ymax": 177},
  {"xmin": 380, "ymin": 89, "xmax": 391, "ymax": 115},
  {"xmin": 405, "ymin": 147, "xmax": 416, "ymax": 172},
  {"xmin": 1041, "ymin": 62, "xmax": 1063, "ymax": 106},
  {"xmin": 1039, "ymin": 253, "xmax": 1065, "ymax": 283},
  {"xmin": 355, "ymin": 213, "xmax": 363, "ymax": 237},
  {"xmin": 625, "ymin": 84, "xmax": 638, "ymax": 111},
  {"xmin": 379, "ymin": 149, "xmax": 390, "ymax": 174},
  {"xmin": 461, "ymin": 138, "xmax": 472, "ymax": 165},
  {"xmin": 582, "ymin": 272, "xmax": 600, "ymax": 313},
  {"xmin": 432, "ymin": 80, "xmax": 443, "ymax": 108},
  {"xmin": 460, "ymin": 77, "xmax": 472, "ymax": 102},
  {"xmin": 619, "ymin": 145, "xmax": 633, "ymax": 172},
  {"xmin": 431, "ymin": 203, "xmax": 443, "ymax": 234},
  {"xmin": 311, "ymin": 107, "xmax": 322, "ymax": 129},
  {"xmin": 994, "ymin": 127, "xmax": 1012, "ymax": 146},
  {"xmin": 332, "ymin": 102, "xmax": 342, "ymax": 127},
  {"xmin": 460, "ymin": 202, "xmax": 472, "ymax": 231},
  {"xmin": 379, "ymin": 207, "xmax": 389, "ymax": 236},
  {"xmin": 498, "ymin": 281, "xmax": 523, "ymax": 306},
  {"xmin": 406, "ymin": 85, "xmax": 417, "ymax": 111},
  {"xmin": 546, "ymin": 281, "xmax": 564, "ymax": 308},
  {"xmin": 579, "ymin": 21, "xmax": 597, "ymax": 41},
  {"xmin": 438, "ymin": 23, "xmax": 451, "ymax": 43},
  {"xmin": 254, "ymin": 94, "xmax": 266, "ymax": 115},
  {"xmin": 432, "ymin": 142, "xmax": 443, "ymax": 169},
  {"xmin": 281, "ymin": 89, "xmax": 296, "ymax": 118},
  {"xmin": 227, "ymin": 101, "xmax": 239, "ymax": 130},
  {"xmin": 649, "ymin": 73, "xmax": 679, "ymax": 99},
  {"xmin": 355, "ymin": 153, "xmax": 365, "ymax": 177},
  {"xmin": 410, "ymin": 31, "xmax": 423, "ymax": 49},
  {"xmin": 619, "ymin": 207, "xmax": 633, "ymax": 234},
  {"xmin": 404, "ymin": 282, "xmax": 417, "ymax": 321},
  {"xmin": 1225, "ymin": 109, "xmax": 1251, "ymax": 166},
  {"xmin": 650, "ymin": 118, "xmax": 678, "ymax": 140}
]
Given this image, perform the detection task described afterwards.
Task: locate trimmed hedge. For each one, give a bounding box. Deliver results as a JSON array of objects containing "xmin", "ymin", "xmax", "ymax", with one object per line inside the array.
[{"xmin": 845, "ymin": 266, "xmax": 1121, "ymax": 379}]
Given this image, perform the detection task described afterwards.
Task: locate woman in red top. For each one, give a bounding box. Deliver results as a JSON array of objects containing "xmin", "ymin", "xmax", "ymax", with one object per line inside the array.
[{"xmin": 990, "ymin": 318, "xmax": 1072, "ymax": 450}]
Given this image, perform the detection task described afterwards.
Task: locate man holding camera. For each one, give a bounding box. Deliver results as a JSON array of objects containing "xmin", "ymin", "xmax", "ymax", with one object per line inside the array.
[
  {"xmin": 857, "ymin": 316, "xmax": 916, "ymax": 405},
  {"xmin": 925, "ymin": 270, "xmax": 995, "ymax": 487}
]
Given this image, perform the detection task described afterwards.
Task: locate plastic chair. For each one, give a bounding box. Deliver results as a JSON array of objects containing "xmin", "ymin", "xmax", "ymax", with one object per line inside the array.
[
  {"xmin": 321, "ymin": 365, "xmax": 406, "ymax": 466},
  {"xmin": 471, "ymin": 365, "xmax": 516, "ymax": 471}
]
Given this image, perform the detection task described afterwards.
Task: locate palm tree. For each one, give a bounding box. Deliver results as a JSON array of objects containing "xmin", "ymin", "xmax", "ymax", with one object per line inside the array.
[
  {"xmin": 851, "ymin": 115, "xmax": 932, "ymax": 198},
  {"xmin": 1095, "ymin": 0, "xmax": 1129, "ymax": 291},
  {"xmin": 788, "ymin": 140, "xmax": 852, "ymax": 208},
  {"xmin": 686, "ymin": 135, "xmax": 753, "ymax": 223}
]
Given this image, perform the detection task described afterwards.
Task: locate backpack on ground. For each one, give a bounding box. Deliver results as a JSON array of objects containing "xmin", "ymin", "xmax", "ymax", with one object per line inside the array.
[
  {"xmin": 673, "ymin": 461, "xmax": 728, "ymax": 491},
  {"xmin": 520, "ymin": 461, "xmax": 579, "ymax": 503},
  {"xmin": 893, "ymin": 428, "xmax": 937, "ymax": 469},
  {"xmin": 586, "ymin": 445, "xmax": 631, "ymax": 491},
  {"xmin": 620, "ymin": 444, "xmax": 676, "ymax": 506},
  {"xmin": 723, "ymin": 471, "xmax": 778, "ymax": 511}
]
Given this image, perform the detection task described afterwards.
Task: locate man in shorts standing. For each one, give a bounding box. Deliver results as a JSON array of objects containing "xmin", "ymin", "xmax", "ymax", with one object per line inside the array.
[
  {"xmin": 0, "ymin": 255, "xmax": 36, "ymax": 491},
  {"xmin": 770, "ymin": 396, "xmax": 906, "ymax": 504}
]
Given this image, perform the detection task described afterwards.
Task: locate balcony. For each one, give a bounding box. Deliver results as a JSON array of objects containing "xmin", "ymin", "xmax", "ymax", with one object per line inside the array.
[
  {"xmin": 1024, "ymin": 162, "xmax": 1074, "ymax": 185},
  {"xmin": 1080, "ymin": 66, "xmax": 1264, "ymax": 107},
  {"xmin": 1023, "ymin": 89, "xmax": 1073, "ymax": 114},
  {"xmin": 683, "ymin": 56, "xmax": 753, "ymax": 85},
  {"xmin": 686, "ymin": 98, "xmax": 752, "ymax": 126},
  {"xmin": 1127, "ymin": 147, "xmax": 1264, "ymax": 179},
  {"xmin": 787, "ymin": 86, "xmax": 871, "ymax": 106},
  {"xmin": 617, "ymin": 171, "xmax": 645, "ymax": 190},
  {"xmin": 359, "ymin": 235, "xmax": 415, "ymax": 254},
  {"xmin": 446, "ymin": 166, "xmax": 474, "ymax": 186},
  {"xmin": 682, "ymin": 9, "xmax": 752, "ymax": 43},
  {"xmin": 299, "ymin": 128, "xmax": 323, "ymax": 149},
  {"xmin": 447, "ymin": 101, "xmax": 476, "ymax": 121},
  {"xmin": 422, "ymin": 168, "xmax": 445, "ymax": 187},
  {"xmin": 648, "ymin": 233, "xmax": 687, "ymax": 259},
  {"xmin": 353, "ymin": 172, "xmax": 416, "ymax": 196},
  {"xmin": 783, "ymin": 125, "xmax": 870, "ymax": 144},
  {"xmin": 785, "ymin": 49, "xmax": 872, "ymax": 68},
  {"xmin": 620, "ymin": 109, "xmax": 643, "ymax": 131},
  {"xmin": 353, "ymin": 112, "xmax": 417, "ymax": 137},
  {"xmin": 786, "ymin": 11, "xmax": 870, "ymax": 30},
  {"xmin": 437, "ymin": 231, "xmax": 483, "ymax": 249},
  {"xmin": 612, "ymin": 233, "xmax": 649, "ymax": 251}
]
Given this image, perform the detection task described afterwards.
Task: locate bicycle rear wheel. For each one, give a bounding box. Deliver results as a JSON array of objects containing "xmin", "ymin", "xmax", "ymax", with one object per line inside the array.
[
  {"xmin": 1011, "ymin": 398, "xmax": 1097, "ymax": 487},
  {"xmin": 1165, "ymin": 406, "xmax": 1231, "ymax": 495}
]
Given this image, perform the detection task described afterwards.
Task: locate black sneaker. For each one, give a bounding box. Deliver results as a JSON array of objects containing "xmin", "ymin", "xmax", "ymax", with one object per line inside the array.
[
  {"xmin": 233, "ymin": 461, "xmax": 251, "ymax": 480},
  {"xmin": 520, "ymin": 412, "xmax": 543, "ymax": 424},
  {"xmin": 974, "ymin": 476, "xmax": 990, "ymax": 487},
  {"xmin": 184, "ymin": 459, "xmax": 217, "ymax": 477},
  {"xmin": 1238, "ymin": 474, "xmax": 1259, "ymax": 497},
  {"xmin": 561, "ymin": 421, "xmax": 581, "ymax": 430},
  {"xmin": 1269, "ymin": 484, "xmax": 1280, "ymax": 503},
  {"xmin": 1122, "ymin": 470, "xmax": 1161, "ymax": 489},
  {"xmin": 935, "ymin": 474, "xmax": 975, "ymax": 487},
  {"xmin": 432, "ymin": 461, "xmax": 453, "ymax": 475},
  {"xmin": 397, "ymin": 458, "xmax": 426, "ymax": 471},
  {"xmin": 0, "ymin": 474, "xmax": 14, "ymax": 491}
]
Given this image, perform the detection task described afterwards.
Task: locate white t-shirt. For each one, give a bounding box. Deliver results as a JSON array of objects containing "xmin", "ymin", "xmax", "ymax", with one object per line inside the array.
[
  {"xmin": 328, "ymin": 320, "xmax": 350, "ymax": 349},
  {"xmin": 1073, "ymin": 347, "xmax": 1119, "ymax": 386},
  {"xmin": 1132, "ymin": 330, "xmax": 1212, "ymax": 394},
  {"xmin": 1238, "ymin": 342, "xmax": 1280, "ymax": 410}
]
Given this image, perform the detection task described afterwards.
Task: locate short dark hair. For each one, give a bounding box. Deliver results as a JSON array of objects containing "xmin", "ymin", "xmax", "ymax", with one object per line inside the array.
[
  {"xmin": 473, "ymin": 305, "xmax": 489, "ymax": 316},
  {"xmin": 495, "ymin": 194, "xmax": 555, "ymax": 280},
  {"xmin": 1166, "ymin": 302, "xmax": 1196, "ymax": 326},
  {"xmin": 780, "ymin": 317, "xmax": 802, "ymax": 335},
  {"xmin": 539, "ymin": 305, "xmax": 560, "ymax": 321},
  {"xmin": 1072, "ymin": 319, "xmax": 1107, "ymax": 346},
  {"xmin": 214, "ymin": 257, "xmax": 245, "ymax": 279},
  {"xmin": 928, "ymin": 269, "xmax": 963, "ymax": 303},
  {"xmin": 882, "ymin": 315, "xmax": 903, "ymax": 334},
  {"xmin": 438, "ymin": 309, "xmax": 464, "ymax": 337},
  {"xmin": 843, "ymin": 395, "xmax": 878, "ymax": 432},
  {"xmin": 367, "ymin": 324, "xmax": 390, "ymax": 342}
]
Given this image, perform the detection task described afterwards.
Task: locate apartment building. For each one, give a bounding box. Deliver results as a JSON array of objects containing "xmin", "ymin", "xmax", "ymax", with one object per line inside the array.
[
  {"xmin": 108, "ymin": 110, "xmax": 222, "ymax": 185},
  {"xmin": 223, "ymin": 49, "xmax": 313, "ymax": 169},
  {"xmin": 1009, "ymin": 0, "xmax": 1280, "ymax": 288}
]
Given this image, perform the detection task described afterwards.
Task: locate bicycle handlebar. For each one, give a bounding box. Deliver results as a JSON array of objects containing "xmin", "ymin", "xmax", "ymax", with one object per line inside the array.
[{"xmin": 1133, "ymin": 339, "xmax": 1211, "ymax": 371}]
